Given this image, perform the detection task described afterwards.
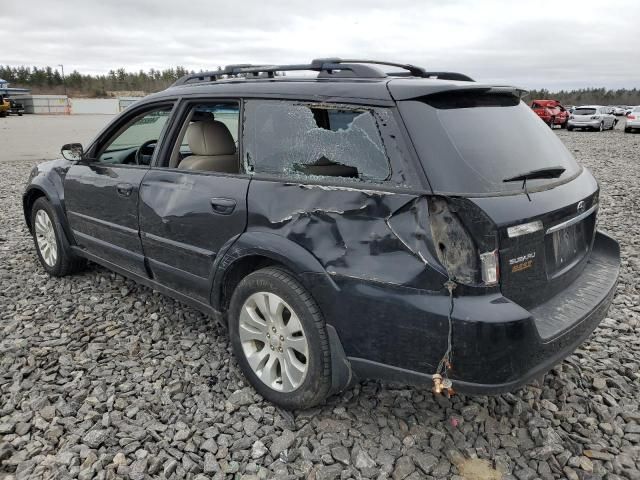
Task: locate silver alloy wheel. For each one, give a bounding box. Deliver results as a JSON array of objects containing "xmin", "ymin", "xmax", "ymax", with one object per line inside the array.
[
  {"xmin": 34, "ymin": 209, "xmax": 58, "ymax": 267},
  {"xmin": 238, "ymin": 291, "xmax": 309, "ymax": 392}
]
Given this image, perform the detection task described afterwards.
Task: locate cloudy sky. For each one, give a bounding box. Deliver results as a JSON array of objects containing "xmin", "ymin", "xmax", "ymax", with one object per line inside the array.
[{"xmin": 3, "ymin": 0, "xmax": 639, "ymax": 90}]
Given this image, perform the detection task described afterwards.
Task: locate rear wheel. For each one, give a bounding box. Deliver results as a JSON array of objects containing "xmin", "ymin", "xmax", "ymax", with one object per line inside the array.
[
  {"xmin": 567, "ymin": 125, "xmax": 574, "ymax": 131},
  {"xmin": 228, "ymin": 267, "xmax": 331, "ymax": 409},
  {"xmin": 548, "ymin": 117, "xmax": 555, "ymax": 129},
  {"xmin": 31, "ymin": 197, "xmax": 86, "ymax": 277}
]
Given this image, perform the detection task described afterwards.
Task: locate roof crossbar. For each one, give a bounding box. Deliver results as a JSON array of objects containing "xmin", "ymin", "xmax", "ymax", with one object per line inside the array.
[{"xmin": 171, "ymin": 58, "xmax": 473, "ymax": 86}]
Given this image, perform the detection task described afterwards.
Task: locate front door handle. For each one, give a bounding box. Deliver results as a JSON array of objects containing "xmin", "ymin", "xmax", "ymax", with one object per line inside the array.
[
  {"xmin": 116, "ymin": 183, "xmax": 133, "ymax": 197},
  {"xmin": 210, "ymin": 197, "xmax": 236, "ymax": 215}
]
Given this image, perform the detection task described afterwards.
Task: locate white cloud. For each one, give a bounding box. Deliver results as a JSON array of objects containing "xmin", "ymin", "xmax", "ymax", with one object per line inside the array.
[{"xmin": 2, "ymin": 0, "xmax": 639, "ymax": 89}]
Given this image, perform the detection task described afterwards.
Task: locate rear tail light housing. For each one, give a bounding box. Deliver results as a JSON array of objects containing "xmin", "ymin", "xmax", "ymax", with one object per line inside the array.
[
  {"xmin": 628, "ymin": 115, "xmax": 636, "ymax": 120},
  {"xmin": 479, "ymin": 250, "xmax": 499, "ymax": 285},
  {"xmin": 428, "ymin": 198, "xmax": 500, "ymax": 287},
  {"xmin": 591, "ymin": 115, "xmax": 600, "ymax": 119}
]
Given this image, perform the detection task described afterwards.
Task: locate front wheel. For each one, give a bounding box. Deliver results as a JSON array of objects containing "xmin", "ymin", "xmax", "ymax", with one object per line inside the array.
[
  {"xmin": 599, "ymin": 122, "xmax": 604, "ymax": 132},
  {"xmin": 31, "ymin": 197, "xmax": 86, "ymax": 276},
  {"xmin": 228, "ymin": 267, "xmax": 332, "ymax": 409}
]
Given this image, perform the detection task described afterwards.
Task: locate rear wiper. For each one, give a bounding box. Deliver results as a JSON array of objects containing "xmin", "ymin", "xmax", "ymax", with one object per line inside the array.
[{"xmin": 503, "ymin": 166, "xmax": 566, "ymax": 201}]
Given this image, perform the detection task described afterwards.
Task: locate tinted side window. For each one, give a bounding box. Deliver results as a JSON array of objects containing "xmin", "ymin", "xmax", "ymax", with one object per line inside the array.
[{"xmin": 243, "ymin": 100, "xmax": 391, "ymax": 182}]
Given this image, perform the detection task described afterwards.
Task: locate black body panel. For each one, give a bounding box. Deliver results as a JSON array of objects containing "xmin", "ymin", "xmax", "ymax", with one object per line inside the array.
[
  {"xmin": 342, "ymin": 232, "xmax": 619, "ymax": 391},
  {"xmin": 470, "ymin": 169, "xmax": 600, "ymax": 309},
  {"xmin": 63, "ymin": 163, "xmax": 149, "ymax": 276},
  {"xmin": 245, "ymin": 179, "xmax": 448, "ymax": 291},
  {"xmin": 139, "ymin": 170, "xmax": 249, "ymax": 302}
]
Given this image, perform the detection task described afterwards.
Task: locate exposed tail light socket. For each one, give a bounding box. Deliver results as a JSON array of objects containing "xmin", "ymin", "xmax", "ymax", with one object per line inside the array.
[{"xmin": 479, "ymin": 250, "xmax": 499, "ymax": 285}]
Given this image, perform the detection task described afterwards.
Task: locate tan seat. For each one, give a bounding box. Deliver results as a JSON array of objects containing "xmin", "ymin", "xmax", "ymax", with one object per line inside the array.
[{"xmin": 178, "ymin": 120, "xmax": 238, "ymax": 172}]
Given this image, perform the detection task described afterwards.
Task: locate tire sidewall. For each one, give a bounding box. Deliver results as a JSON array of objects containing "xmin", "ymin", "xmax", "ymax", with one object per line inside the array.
[
  {"xmin": 31, "ymin": 198, "xmax": 64, "ymax": 276},
  {"xmin": 228, "ymin": 269, "xmax": 330, "ymax": 409}
]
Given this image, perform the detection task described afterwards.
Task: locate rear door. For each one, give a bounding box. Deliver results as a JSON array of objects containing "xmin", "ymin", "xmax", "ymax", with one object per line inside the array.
[
  {"xmin": 64, "ymin": 103, "xmax": 174, "ymax": 276},
  {"xmin": 138, "ymin": 100, "xmax": 249, "ymax": 303}
]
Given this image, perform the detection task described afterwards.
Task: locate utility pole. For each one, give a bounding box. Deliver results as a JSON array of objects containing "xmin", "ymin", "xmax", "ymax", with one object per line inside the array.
[{"xmin": 58, "ymin": 64, "xmax": 69, "ymax": 114}]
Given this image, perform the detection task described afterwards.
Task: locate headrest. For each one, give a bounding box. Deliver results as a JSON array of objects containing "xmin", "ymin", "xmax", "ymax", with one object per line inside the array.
[{"xmin": 186, "ymin": 120, "xmax": 236, "ymax": 156}]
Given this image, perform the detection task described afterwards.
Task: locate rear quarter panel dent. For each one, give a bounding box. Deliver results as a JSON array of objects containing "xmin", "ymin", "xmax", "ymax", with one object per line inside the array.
[{"xmin": 246, "ymin": 181, "xmax": 447, "ymax": 290}]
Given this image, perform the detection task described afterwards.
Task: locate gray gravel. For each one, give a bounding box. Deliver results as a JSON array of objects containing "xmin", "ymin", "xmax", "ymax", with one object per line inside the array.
[{"xmin": 1, "ymin": 125, "xmax": 639, "ymax": 480}]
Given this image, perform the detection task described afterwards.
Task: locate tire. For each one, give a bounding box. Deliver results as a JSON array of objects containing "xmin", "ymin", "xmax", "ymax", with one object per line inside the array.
[
  {"xmin": 30, "ymin": 197, "xmax": 86, "ymax": 277},
  {"xmin": 599, "ymin": 122, "xmax": 604, "ymax": 132},
  {"xmin": 548, "ymin": 117, "xmax": 555, "ymax": 129},
  {"xmin": 228, "ymin": 266, "xmax": 331, "ymax": 409},
  {"xmin": 625, "ymin": 127, "xmax": 632, "ymax": 133},
  {"xmin": 560, "ymin": 120, "xmax": 567, "ymax": 129},
  {"xmin": 567, "ymin": 125, "xmax": 574, "ymax": 131}
]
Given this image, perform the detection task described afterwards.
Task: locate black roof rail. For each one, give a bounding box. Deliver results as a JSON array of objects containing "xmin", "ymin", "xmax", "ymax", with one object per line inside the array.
[{"xmin": 170, "ymin": 58, "xmax": 473, "ymax": 87}]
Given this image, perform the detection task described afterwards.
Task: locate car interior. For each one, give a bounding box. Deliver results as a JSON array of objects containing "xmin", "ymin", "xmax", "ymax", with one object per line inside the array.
[{"xmin": 168, "ymin": 103, "xmax": 240, "ymax": 173}]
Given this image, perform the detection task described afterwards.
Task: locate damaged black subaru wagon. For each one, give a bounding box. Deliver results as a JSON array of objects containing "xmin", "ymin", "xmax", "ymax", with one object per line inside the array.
[{"xmin": 23, "ymin": 59, "xmax": 620, "ymax": 409}]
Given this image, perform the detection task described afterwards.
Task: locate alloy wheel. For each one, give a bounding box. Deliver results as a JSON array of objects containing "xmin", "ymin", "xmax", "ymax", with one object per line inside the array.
[
  {"xmin": 34, "ymin": 209, "xmax": 58, "ymax": 267},
  {"xmin": 238, "ymin": 291, "xmax": 309, "ymax": 392}
]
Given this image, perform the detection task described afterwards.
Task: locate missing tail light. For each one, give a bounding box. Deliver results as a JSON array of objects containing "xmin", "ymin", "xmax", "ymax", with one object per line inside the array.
[
  {"xmin": 428, "ymin": 197, "xmax": 500, "ymax": 287},
  {"xmin": 428, "ymin": 198, "xmax": 478, "ymax": 284}
]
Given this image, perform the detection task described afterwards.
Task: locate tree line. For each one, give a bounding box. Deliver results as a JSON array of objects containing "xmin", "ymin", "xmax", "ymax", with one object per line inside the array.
[
  {"xmin": 0, "ymin": 65, "xmax": 195, "ymax": 97},
  {"xmin": 525, "ymin": 88, "xmax": 639, "ymax": 106},
  {"xmin": 1, "ymin": 65, "xmax": 639, "ymax": 104}
]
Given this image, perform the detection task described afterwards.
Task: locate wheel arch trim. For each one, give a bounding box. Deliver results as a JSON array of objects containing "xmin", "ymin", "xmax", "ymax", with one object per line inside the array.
[{"xmin": 212, "ymin": 231, "xmax": 354, "ymax": 395}]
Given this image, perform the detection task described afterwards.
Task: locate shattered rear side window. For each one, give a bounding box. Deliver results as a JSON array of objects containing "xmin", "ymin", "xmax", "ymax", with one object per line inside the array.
[{"xmin": 243, "ymin": 100, "xmax": 391, "ymax": 181}]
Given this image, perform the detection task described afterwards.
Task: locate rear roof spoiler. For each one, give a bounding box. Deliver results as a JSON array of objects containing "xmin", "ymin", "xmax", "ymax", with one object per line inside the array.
[{"xmin": 387, "ymin": 82, "xmax": 528, "ymax": 101}]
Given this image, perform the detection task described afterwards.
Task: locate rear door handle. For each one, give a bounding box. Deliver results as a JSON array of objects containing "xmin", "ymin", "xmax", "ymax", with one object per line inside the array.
[
  {"xmin": 116, "ymin": 183, "xmax": 133, "ymax": 197},
  {"xmin": 210, "ymin": 197, "xmax": 236, "ymax": 215}
]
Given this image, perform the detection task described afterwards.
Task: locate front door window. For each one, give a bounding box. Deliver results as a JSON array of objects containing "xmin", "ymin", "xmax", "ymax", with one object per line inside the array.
[{"xmin": 97, "ymin": 107, "xmax": 172, "ymax": 165}]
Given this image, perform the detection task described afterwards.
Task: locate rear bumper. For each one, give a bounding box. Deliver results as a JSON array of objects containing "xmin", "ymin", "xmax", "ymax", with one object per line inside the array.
[
  {"xmin": 568, "ymin": 120, "xmax": 601, "ymax": 128},
  {"xmin": 343, "ymin": 231, "xmax": 620, "ymax": 394},
  {"xmin": 625, "ymin": 120, "xmax": 640, "ymax": 128}
]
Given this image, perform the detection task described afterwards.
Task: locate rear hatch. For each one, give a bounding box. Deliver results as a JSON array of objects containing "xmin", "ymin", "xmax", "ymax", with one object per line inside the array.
[
  {"xmin": 571, "ymin": 106, "xmax": 598, "ymax": 123},
  {"xmin": 392, "ymin": 85, "xmax": 598, "ymax": 309}
]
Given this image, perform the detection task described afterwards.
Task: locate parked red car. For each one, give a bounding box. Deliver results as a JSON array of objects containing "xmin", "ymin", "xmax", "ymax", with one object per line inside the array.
[{"xmin": 530, "ymin": 100, "xmax": 569, "ymax": 128}]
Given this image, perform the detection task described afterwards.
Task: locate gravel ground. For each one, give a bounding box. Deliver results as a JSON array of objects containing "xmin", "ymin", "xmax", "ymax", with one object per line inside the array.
[{"xmin": 1, "ymin": 123, "xmax": 639, "ymax": 480}]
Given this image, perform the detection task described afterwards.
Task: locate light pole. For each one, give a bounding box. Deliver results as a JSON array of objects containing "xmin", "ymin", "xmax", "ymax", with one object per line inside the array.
[{"xmin": 58, "ymin": 64, "xmax": 69, "ymax": 114}]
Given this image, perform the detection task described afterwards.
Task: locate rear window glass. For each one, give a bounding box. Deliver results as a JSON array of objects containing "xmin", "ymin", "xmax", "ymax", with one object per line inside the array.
[
  {"xmin": 243, "ymin": 100, "xmax": 390, "ymax": 181},
  {"xmin": 574, "ymin": 108, "xmax": 597, "ymax": 115},
  {"xmin": 398, "ymin": 92, "xmax": 581, "ymax": 195}
]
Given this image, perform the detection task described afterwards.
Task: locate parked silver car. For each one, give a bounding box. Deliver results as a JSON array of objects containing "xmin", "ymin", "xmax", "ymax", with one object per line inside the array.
[
  {"xmin": 567, "ymin": 106, "xmax": 617, "ymax": 131},
  {"xmin": 624, "ymin": 106, "xmax": 640, "ymax": 133}
]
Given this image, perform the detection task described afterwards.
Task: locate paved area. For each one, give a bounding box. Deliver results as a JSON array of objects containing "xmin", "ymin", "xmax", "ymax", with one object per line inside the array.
[
  {"xmin": 0, "ymin": 115, "xmax": 114, "ymax": 162},
  {"xmin": 0, "ymin": 115, "xmax": 638, "ymax": 480}
]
